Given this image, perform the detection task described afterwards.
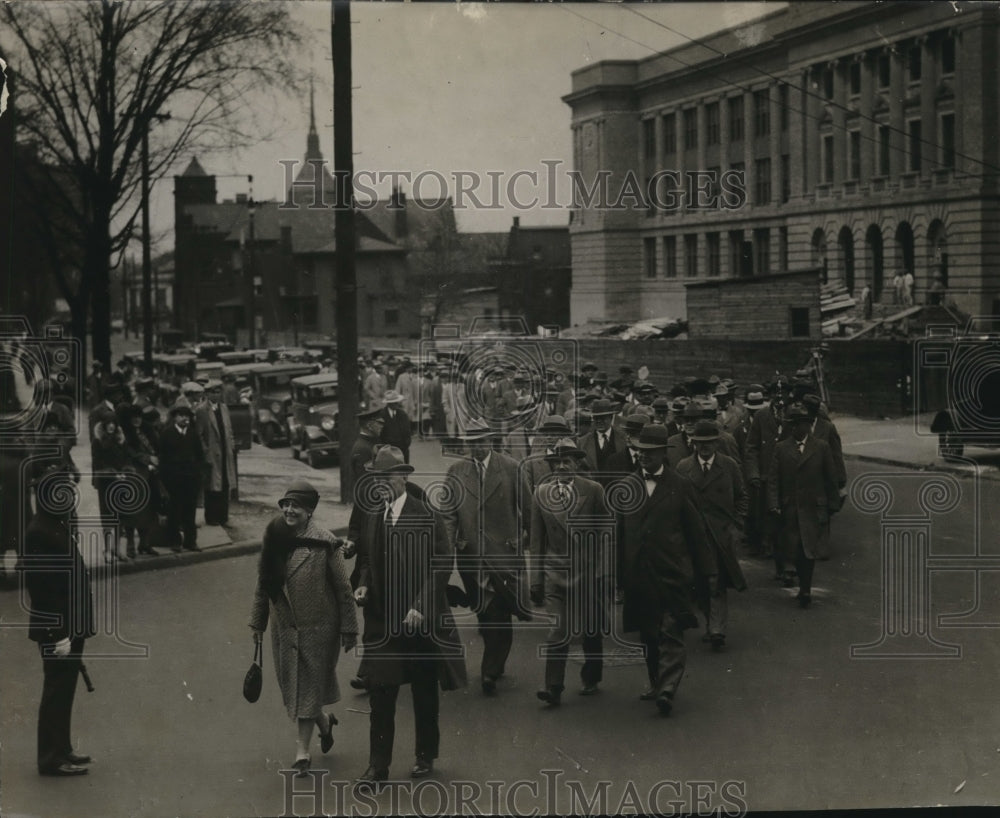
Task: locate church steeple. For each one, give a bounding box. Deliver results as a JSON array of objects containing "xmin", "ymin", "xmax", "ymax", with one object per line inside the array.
[{"xmin": 306, "ymin": 76, "xmax": 322, "ymax": 163}]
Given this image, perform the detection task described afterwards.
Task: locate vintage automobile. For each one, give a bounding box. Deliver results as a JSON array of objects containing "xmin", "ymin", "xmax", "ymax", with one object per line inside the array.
[
  {"xmin": 194, "ymin": 340, "xmax": 236, "ymax": 361},
  {"xmin": 250, "ymin": 362, "xmax": 318, "ymax": 447},
  {"xmin": 223, "ymin": 361, "xmax": 266, "ymax": 404},
  {"xmin": 217, "ymin": 350, "xmax": 270, "ymax": 367},
  {"xmin": 191, "ymin": 359, "xmax": 225, "ymax": 383},
  {"xmin": 153, "ymin": 353, "xmax": 197, "ymax": 404},
  {"xmin": 925, "ymin": 317, "xmax": 1000, "ymax": 459},
  {"xmin": 158, "ymin": 328, "xmax": 187, "ymax": 353},
  {"xmin": 303, "ymin": 339, "xmax": 338, "ymax": 360},
  {"xmin": 287, "ymin": 373, "xmax": 340, "ymax": 467}
]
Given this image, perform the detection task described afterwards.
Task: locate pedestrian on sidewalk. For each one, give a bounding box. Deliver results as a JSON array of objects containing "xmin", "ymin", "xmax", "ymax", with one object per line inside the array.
[
  {"xmin": 196, "ymin": 380, "xmax": 237, "ymax": 526},
  {"xmin": 20, "ymin": 467, "xmax": 96, "ymax": 777},
  {"xmin": 119, "ymin": 403, "xmax": 160, "ymax": 556},
  {"xmin": 159, "ymin": 398, "xmax": 204, "ymax": 552},
  {"xmin": 92, "ymin": 414, "xmax": 136, "ymax": 561},
  {"xmin": 249, "ymin": 480, "xmax": 358, "ymax": 775}
]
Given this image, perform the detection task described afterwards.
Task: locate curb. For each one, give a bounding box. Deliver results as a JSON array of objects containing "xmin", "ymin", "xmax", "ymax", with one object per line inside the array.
[{"xmin": 843, "ymin": 452, "xmax": 996, "ymax": 480}]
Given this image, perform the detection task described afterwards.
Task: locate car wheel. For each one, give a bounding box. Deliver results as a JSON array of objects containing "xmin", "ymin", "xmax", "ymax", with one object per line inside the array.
[
  {"xmin": 938, "ymin": 433, "xmax": 964, "ymax": 460},
  {"xmin": 261, "ymin": 424, "xmax": 276, "ymax": 448}
]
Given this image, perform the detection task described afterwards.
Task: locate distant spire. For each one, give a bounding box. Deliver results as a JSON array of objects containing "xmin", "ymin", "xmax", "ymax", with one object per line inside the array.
[{"xmin": 306, "ymin": 75, "xmax": 321, "ymax": 162}]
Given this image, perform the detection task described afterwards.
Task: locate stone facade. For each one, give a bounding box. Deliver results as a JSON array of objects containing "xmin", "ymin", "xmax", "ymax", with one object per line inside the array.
[{"xmin": 564, "ymin": 2, "xmax": 999, "ymax": 326}]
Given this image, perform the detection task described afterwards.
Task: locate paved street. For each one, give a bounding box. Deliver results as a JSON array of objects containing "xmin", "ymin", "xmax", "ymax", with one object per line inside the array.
[{"xmin": 4, "ymin": 454, "xmax": 1000, "ymax": 816}]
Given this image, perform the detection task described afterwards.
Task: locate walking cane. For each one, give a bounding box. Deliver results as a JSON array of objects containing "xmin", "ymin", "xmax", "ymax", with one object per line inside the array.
[{"xmin": 79, "ymin": 662, "xmax": 95, "ymax": 693}]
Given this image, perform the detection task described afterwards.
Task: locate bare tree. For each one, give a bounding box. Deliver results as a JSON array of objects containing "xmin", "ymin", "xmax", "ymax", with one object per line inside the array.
[{"xmin": 2, "ymin": 0, "xmax": 302, "ymax": 366}]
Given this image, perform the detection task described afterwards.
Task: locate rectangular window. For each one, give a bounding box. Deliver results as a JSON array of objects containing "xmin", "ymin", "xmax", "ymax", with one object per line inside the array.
[
  {"xmin": 848, "ymin": 130, "xmax": 861, "ymax": 180},
  {"xmin": 940, "ymin": 113, "xmax": 955, "ymax": 168},
  {"xmin": 753, "ymin": 89, "xmax": 770, "ymax": 137},
  {"xmin": 728, "ymin": 96, "xmax": 744, "ymax": 141},
  {"xmin": 753, "ymin": 227, "xmax": 771, "ymax": 275},
  {"xmin": 822, "ymin": 134, "xmax": 835, "ymax": 183},
  {"xmin": 706, "ymin": 102, "xmax": 720, "ymax": 146},
  {"xmin": 644, "ymin": 237, "xmax": 657, "ymax": 279},
  {"xmin": 823, "ymin": 68, "xmax": 834, "ymax": 100},
  {"xmin": 684, "ymin": 233, "xmax": 698, "ymax": 278},
  {"xmin": 780, "ymin": 154, "xmax": 790, "ymax": 203},
  {"xmin": 878, "ymin": 53, "xmax": 891, "ymax": 88},
  {"xmin": 384, "ymin": 309, "xmax": 399, "ymax": 326},
  {"xmin": 684, "ymin": 108, "xmax": 698, "ymax": 150},
  {"xmin": 754, "ymin": 158, "xmax": 771, "ymax": 204},
  {"xmin": 663, "ymin": 113, "xmax": 677, "ymax": 154},
  {"xmin": 850, "ymin": 61, "xmax": 862, "ymax": 96},
  {"xmin": 908, "ymin": 45, "xmax": 922, "ymax": 82},
  {"xmin": 941, "ymin": 35, "xmax": 956, "ymax": 75},
  {"xmin": 643, "ymin": 119, "xmax": 656, "ymax": 159},
  {"xmin": 779, "ymin": 225, "xmax": 789, "ymax": 272},
  {"xmin": 706, "ymin": 232, "xmax": 721, "ymax": 277},
  {"xmin": 728, "ymin": 230, "xmax": 744, "ymax": 278},
  {"xmin": 664, "ymin": 236, "xmax": 677, "ymax": 278},
  {"xmin": 790, "ymin": 307, "xmax": 810, "ymax": 338},
  {"xmin": 779, "ymin": 83, "xmax": 789, "ymax": 132},
  {"xmin": 878, "ymin": 124, "xmax": 891, "ymax": 175},
  {"xmin": 908, "ymin": 119, "xmax": 922, "ymax": 172}
]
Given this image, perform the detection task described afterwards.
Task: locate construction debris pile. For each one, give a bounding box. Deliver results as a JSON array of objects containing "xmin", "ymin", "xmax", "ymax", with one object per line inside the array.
[
  {"xmin": 821, "ymin": 283, "xmax": 968, "ymax": 339},
  {"xmin": 562, "ymin": 316, "xmax": 689, "ymax": 340}
]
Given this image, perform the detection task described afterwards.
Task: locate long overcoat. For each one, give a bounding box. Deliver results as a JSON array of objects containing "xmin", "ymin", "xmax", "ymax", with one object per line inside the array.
[
  {"xmin": 618, "ymin": 470, "xmax": 716, "ymax": 634},
  {"xmin": 195, "ymin": 402, "xmax": 236, "ymax": 493},
  {"xmin": 248, "ymin": 518, "xmax": 358, "ymax": 720},
  {"xmin": 675, "ymin": 453, "xmax": 748, "ymax": 591},
  {"xmin": 766, "ymin": 435, "xmax": 841, "ymax": 561},
  {"xmin": 356, "ymin": 491, "xmax": 467, "ymax": 691},
  {"xmin": 441, "ymin": 451, "xmax": 524, "ymax": 613}
]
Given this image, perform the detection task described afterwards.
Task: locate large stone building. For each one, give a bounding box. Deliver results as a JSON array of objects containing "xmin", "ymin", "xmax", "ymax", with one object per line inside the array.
[{"xmin": 564, "ymin": 2, "xmax": 996, "ymax": 327}]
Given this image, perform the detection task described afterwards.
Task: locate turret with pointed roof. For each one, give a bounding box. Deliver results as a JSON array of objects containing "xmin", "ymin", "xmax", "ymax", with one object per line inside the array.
[{"xmin": 287, "ymin": 78, "xmax": 337, "ymax": 208}]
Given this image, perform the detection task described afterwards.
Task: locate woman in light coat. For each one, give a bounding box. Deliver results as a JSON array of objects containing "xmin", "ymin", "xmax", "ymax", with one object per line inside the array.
[{"xmin": 249, "ymin": 480, "xmax": 358, "ymax": 773}]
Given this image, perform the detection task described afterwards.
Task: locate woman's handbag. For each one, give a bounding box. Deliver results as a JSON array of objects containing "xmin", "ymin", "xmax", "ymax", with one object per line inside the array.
[{"xmin": 243, "ymin": 640, "xmax": 263, "ymax": 703}]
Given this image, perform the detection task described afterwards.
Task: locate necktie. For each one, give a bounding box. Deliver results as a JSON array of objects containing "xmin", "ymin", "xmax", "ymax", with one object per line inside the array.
[
  {"xmin": 477, "ymin": 459, "xmax": 486, "ymax": 486},
  {"xmin": 385, "ymin": 503, "xmax": 394, "ymax": 527},
  {"xmin": 797, "ymin": 441, "xmax": 805, "ymax": 454},
  {"xmin": 702, "ymin": 460, "xmax": 710, "ymax": 475}
]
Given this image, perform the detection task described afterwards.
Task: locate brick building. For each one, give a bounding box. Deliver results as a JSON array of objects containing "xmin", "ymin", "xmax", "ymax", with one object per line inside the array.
[{"xmin": 564, "ymin": 2, "xmax": 996, "ymax": 326}]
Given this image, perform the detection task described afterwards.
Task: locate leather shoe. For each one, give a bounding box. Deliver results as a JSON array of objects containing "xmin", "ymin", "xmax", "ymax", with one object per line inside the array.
[
  {"xmin": 536, "ymin": 687, "xmax": 562, "ymax": 706},
  {"xmin": 639, "ymin": 687, "xmax": 657, "ymax": 701},
  {"xmin": 655, "ymin": 692, "xmax": 674, "ymax": 717},
  {"xmin": 481, "ymin": 676, "xmax": 497, "ymax": 696},
  {"xmin": 40, "ymin": 763, "xmax": 88, "ymax": 777},
  {"xmin": 797, "ymin": 592, "xmax": 812, "ymax": 609},
  {"xmin": 65, "ymin": 752, "xmax": 92, "ymax": 765},
  {"xmin": 354, "ymin": 766, "xmax": 388, "ymax": 793},
  {"xmin": 578, "ymin": 683, "xmax": 600, "ymax": 696},
  {"xmin": 350, "ymin": 676, "xmax": 368, "ymax": 691},
  {"xmin": 320, "ymin": 713, "xmax": 336, "ymax": 754},
  {"xmin": 292, "ymin": 754, "xmax": 311, "ymax": 777},
  {"xmin": 410, "ymin": 757, "xmax": 433, "ymax": 778}
]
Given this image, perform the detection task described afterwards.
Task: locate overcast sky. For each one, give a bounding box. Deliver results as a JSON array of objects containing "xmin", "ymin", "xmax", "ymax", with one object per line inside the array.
[{"xmin": 150, "ymin": 2, "xmax": 778, "ymax": 248}]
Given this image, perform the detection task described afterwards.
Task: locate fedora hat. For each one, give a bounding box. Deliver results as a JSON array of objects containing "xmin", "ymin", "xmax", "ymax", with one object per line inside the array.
[
  {"xmin": 623, "ymin": 413, "xmax": 650, "ymax": 435},
  {"xmin": 357, "ymin": 402, "xmax": 385, "ymax": 420},
  {"xmin": 651, "ymin": 396, "xmax": 671, "ymax": 411},
  {"xmin": 588, "ymin": 398, "xmax": 620, "ymax": 417},
  {"xmin": 365, "ymin": 445, "xmax": 415, "ymax": 473},
  {"xmin": 278, "ymin": 479, "xmax": 319, "ymax": 511},
  {"xmin": 690, "ymin": 420, "xmax": 720, "ymax": 442},
  {"xmin": 785, "ymin": 403, "xmax": 811, "ymax": 423},
  {"xmin": 536, "ymin": 415, "xmax": 572, "ymax": 435},
  {"xmin": 460, "ymin": 420, "xmax": 494, "ymax": 441},
  {"xmin": 670, "ymin": 397, "xmax": 689, "ymax": 413},
  {"xmin": 744, "ymin": 391, "xmax": 766, "ymax": 409},
  {"xmin": 544, "ymin": 437, "xmax": 587, "ymax": 461},
  {"xmin": 169, "ymin": 396, "xmax": 194, "ymax": 417},
  {"xmin": 633, "ymin": 424, "xmax": 670, "ymax": 449},
  {"xmin": 383, "ymin": 389, "xmax": 404, "ymax": 404},
  {"xmin": 181, "ymin": 381, "xmax": 204, "ymax": 394},
  {"xmin": 681, "ymin": 402, "xmax": 704, "ymax": 420}
]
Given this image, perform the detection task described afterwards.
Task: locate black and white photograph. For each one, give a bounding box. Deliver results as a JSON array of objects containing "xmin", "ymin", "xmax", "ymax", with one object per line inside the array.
[{"xmin": 1, "ymin": 1, "xmax": 998, "ymax": 815}]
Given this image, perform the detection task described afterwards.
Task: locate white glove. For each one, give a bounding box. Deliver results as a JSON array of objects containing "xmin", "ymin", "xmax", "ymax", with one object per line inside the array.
[{"xmin": 50, "ymin": 638, "xmax": 72, "ymax": 657}]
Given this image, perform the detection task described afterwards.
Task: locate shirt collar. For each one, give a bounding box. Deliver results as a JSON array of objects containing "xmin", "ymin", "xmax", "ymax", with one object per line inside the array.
[
  {"xmin": 699, "ymin": 454, "xmax": 716, "ymax": 468},
  {"xmin": 476, "ymin": 452, "xmax": 492, "ymax": 471},
  {"xmin": 385, "ymin": 490, "xmax": 407, "ymax": 523}
]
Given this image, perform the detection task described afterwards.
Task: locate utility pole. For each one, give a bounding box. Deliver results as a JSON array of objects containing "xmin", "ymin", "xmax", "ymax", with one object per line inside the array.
[
  {"xmin": 141, "ymin": 125, "xmax": 153, "ymax": 371},
  {"xmin": 332, "ymin": 0, "xmax": 359, "ymax": 504}
]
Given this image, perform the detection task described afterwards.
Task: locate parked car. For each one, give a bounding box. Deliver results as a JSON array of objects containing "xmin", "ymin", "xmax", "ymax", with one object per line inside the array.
[
  {"xmin": 223, "ymin": 362, "xmax": 268, "ymax": 404},
  {"xmin": 250, "ymin": 362, "xmax": 318, "ymax": 447},
  {"xmin": 217, "ymin": 350, "xmax": 270, "ymax": 367},
  {"xmin": 288, "ymin": 373, "xmax": 340, "ymax": 467},
  {"xmin": 303, "ymin": 339, "xmax": 338, "ymax": 360},
  {"xmin": 153, "ymin": 353, "xmax": 197, "ymax": 405}
]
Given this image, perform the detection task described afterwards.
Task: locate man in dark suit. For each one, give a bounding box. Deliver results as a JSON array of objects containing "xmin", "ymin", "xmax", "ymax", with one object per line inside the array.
[
  {"xmin": 619, "ymin": 424, "xmax": 716, "ymax": 717},
  {"xmin": 744, "ymin": 386, "xmax": 789, "ymax": 573},
  {"xmin": 578, "ymin": 398, "xmax": 624, "ymax": 483},
  {"xmin": 676, "ymin": 421, "xmax": 748, "ymax": 649},
  {"xmin": 603, "ymin": 413, "xmax": 647, "ymax": 604},
  {"xmin": 530, "ymin": 439, "xmax": 612, "ymax": 704},
  {"xmin": 195, "ymin": 380, "xmax": 236, "ymax": 526},
  {"xmin": 158, "ymin": 397, "xmax": 204, "ymax": 552},
  {"xmin": 353, "ymin": 447, "xmax": 466, "ymax": 791},
  {"xmin": 441, "ymin": 421, "xmax": 526, "ymax": 696},
  {"xmin": 666, "ymin": 402, "xmax": 702, "ymax": 469},
  {"xmin": 379, "ymin": 390, "xmax": 412, "ymax": 463},
  {"xmin": 767, "ymin": 403, "xmax": 842, "ymax": 608},
  {"xmin": 20, "ymin": 467, "xmax": 96, "ymax": 776}
]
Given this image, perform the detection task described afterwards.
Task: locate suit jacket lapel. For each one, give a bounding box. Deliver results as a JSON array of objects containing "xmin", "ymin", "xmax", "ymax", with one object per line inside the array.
[{"xmin": 483, "ymin": 457, "xmax": 502, "ymax": 500}]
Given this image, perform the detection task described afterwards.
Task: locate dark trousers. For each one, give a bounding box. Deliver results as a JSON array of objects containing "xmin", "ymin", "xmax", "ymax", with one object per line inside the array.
[
  {"xmin": 478, "ymin": 595, "xmax": 513, "ymax": 681},
  {"xmin": 641, "ymin": 610, "xmax": 686, "ymax": 698},
  {"xmin": 368, "ymin": 658, "xmax": 439, "ymax": 771},
  {"xmin": 541, "ymin": 585, "xmax": 604, "ymax": 691},
  {"xmin": 37, "ymin": 637, "xmax": 84, "ymax": 772},
  {"xmin": 203, "ymin": 467, "xmax": 229, "ymax": 526},
  {"xmin": 164, "ymin": 476, "xmax": 199, "ymax": 547},
  {"xmin": 795, "ymin": 542, "xmax": 815, "ymax": 595}
]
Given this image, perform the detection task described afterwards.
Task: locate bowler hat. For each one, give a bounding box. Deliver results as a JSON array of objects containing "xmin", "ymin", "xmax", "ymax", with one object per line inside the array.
[
  {"xmin": 690, "ymin": 420, "xmax": 720, "ymax": 442},
  {"xmin": 278, "ymin": 479, "xmax": 320, "ymax": 511},
  {"xmin": 365, "ymin": 445, "xmax": 415, "ymax": 473},
  {"xmin": 623, "ymin": 414, "xmax": 649, "ymax": 435},
  {"xmin": 544, "ymin": 438, "xmax": 587, "ymax": 461},
  {"xmin": 633, "ymin": 424, "xmax": 670, "ymax": 449}
]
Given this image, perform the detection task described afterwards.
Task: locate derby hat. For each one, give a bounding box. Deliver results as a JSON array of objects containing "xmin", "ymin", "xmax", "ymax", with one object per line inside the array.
[
  {"xmin": 633, "ymin": 424, "xmax": 671, "ymax": 449},
  {"xmin": 365, "ymin": 445, "xmax": 415, "ymax": 473},
  {"xmin": 690, "ymin": 420, "xmax": 720, "ymax": 442},
  {"xmin": 278, "ymin": 479, "xmax": 320, "ymax": 511}
]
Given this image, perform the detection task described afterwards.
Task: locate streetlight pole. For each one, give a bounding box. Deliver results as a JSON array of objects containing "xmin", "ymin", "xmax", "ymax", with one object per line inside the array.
[
  {"xmin": 246, "ymin": 181, "xmax": 256, "ymax": 349},
  {"xmin": 141, "ymin": 112, "xmax": 171, "ymax": 373}
]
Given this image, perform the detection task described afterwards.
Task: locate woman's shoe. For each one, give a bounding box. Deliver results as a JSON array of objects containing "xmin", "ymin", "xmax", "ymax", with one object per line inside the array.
[
  {"xmin": 293, "ymin": 754, "xmax": 311, "ymax": 776},
  {"xmin": 320, "ymin": 713, "xmax": 337, "ymax": 754}
]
